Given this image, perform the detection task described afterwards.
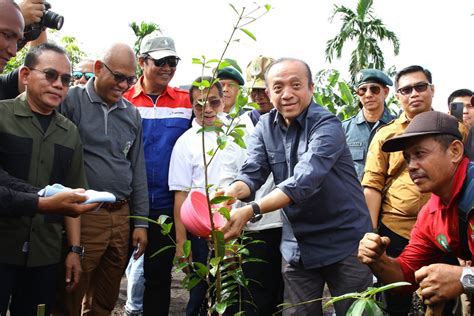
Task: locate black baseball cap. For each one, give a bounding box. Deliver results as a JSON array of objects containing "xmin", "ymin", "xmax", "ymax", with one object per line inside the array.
[{"xmin": 382, "ymin": 111, "xmax": 462, "ymax": 152}]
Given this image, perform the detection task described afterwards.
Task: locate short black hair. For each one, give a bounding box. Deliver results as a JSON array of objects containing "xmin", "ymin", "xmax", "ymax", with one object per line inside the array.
[
  {"xmin": 24, "ymin": 43, "xmax": 68, "ymax": 69},
  {"xmin": 447, "ymin": 89, "xmax": 473, "ymax": 106},
  {"xmin": 189, "ymin": 76, "xmax": 223, "ymax": 104},
  {"xmin": 394, "ymin": 65, "xmax": 432, "ymax": 89},
  {"xmin": 264, "ymin": 57, "xmax": 313, "ymax": 87}
]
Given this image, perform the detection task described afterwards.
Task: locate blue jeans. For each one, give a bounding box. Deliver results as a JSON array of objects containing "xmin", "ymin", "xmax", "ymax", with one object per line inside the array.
[{"xmin": 125, "ymin": 255, "xmax": 145, "ymax": 313}]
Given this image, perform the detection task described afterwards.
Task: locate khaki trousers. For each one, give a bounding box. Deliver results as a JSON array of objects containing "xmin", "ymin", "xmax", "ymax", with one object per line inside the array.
[{"xmin": 63, "ymin": 204, "xmax": 130, "ymax": 316}]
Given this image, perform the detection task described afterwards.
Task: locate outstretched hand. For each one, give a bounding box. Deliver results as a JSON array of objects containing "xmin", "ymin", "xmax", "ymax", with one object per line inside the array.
[{"xmin": 38, "ymin": 190, "xmax": 100, "ymax": 217}]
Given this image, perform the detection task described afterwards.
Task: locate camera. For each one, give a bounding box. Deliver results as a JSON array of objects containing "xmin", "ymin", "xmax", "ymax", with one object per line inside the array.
[{"xmin": 17, "ymin": 1, "xmax": 64, "ymax": 50}]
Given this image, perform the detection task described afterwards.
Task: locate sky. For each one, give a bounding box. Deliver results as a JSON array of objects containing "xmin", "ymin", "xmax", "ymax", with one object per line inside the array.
[{"xmin": 48, "ymin": 0, "xmax": 473, "ymax": 112}]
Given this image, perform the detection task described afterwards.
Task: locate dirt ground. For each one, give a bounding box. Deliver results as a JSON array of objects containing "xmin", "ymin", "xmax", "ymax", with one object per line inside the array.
[{"xmin": 112, "ymin": 269, "xmax": 189, "ymax": 315}]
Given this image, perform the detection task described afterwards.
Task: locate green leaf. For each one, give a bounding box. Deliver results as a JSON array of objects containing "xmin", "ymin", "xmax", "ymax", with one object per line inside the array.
[
  {"xmin": 206, "ymin": 58, "xmax": 220, "ymax": 64},
  {"xmin": 129, "ymin": 215, "xmax": 158, "ymax": 225},
  {"xmin": 192, "ymin": 58, "xmax": 203, "ymax": 65},
  {"xmin": 149, "ymin": 245, "xmax": 175, "ymax": 259},
  {"xmin": 215, "ymin": 302, "xmax": 227, "ymax": 314},
  {"xmin": 217, "ymin": 207, "xmax": 231, "ymax": 221},
  {"xmin": 217, "ymin": 134, "xmax": 228, "ymax": 150},
  {"xmin": 338, "ymin": 81, "xmax": 354, "ymax": 105},
  {"xmin": 239, "ymin": 28, "xmax": 257, "ymax": 41},
  {"xmin": 209, "ymin": 256, "xmax": 221, "ymax": 276},
  {"xmin": 210, "ymin": 195, "xmax": 234, "ymax": 205},
  {"xmin": 365, "ymin": 299, "xmax": 383, "ymax": 316},
  {"xmin": 160, "ymin": 222, "xmax": 172, "ymax": 235},
  {"xmin": 348, "ymin": 299, "xmax": 367, "ymax": 316},
  {"xmin": 264, "ymin": 4, "xmax": 272, "ymax": 11},
  {"xmin": 183, "ymin": 240, "xmax": 191, "ymax": 258},
  {"xmin": 193, "ymin": 261, "xmax": 208, "ymax": 278},
  {"xmin": 212, "ymin": 230, "xmax": 226, "ymax": 257},
  {"xmin": 223, "ymin": 58, "xmax": 242, "ymax": 73},
  {"xmin": 157, "ymin": 214, "xmax": 170, "ymax": 225},
  {"xmin": 232, "ymin": 135, "xmax": 247, "ymax": 149},
  {"xmin": 229, "ymin": 3, "xmax": 239, "ymax": 14},
  {"xmin": 368, "ymin": 281, "xmax": 411, "ymax": 295}
]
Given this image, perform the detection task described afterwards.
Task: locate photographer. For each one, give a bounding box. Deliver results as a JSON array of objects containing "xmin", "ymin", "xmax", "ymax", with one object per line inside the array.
[
  {"xmin": 0, "ymin": 0, "xmax": 96, "ymax": 218},
  {"xmin": 0, "ymin": 0, "xmax": 49, "ymax": 100}
]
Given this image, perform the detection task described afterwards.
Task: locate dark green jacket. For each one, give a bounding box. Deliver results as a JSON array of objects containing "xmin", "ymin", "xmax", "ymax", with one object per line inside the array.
[{"xmin": 0, "ymin": 93, "xmax": 87, "ymax": 267}]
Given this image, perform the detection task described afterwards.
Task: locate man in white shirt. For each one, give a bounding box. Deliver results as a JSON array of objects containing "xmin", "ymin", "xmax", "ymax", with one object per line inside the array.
[{"xmin": 168, "ymin": 76, "xmax": 224, "ymax": 315}]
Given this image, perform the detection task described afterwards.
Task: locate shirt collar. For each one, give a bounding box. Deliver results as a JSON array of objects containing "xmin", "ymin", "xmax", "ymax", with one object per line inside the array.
[
  {"xmin": 85, "ymin": 77, "xmax": 128, "ymax": 109},
  {"xmin": 430, "ymin": 157, "xmax": 470, "ymax": 212},
  {"xmin": 354, "ymin": 105, "xmax": 394, "ymax": 125},
  {"xmin": 130, "ymin": 76, "xmax": 176, "ymax": 100},
  {"xmin": 14, "ymin": 92, "xmax": 69, "ymax": 130}
]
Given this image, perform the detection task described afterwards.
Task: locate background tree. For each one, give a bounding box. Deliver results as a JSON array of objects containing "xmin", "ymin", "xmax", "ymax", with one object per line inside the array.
[
  {"xmin": 325, "ymin": 0, "xmax": 400, "ymax": 83},
  {"xmin": 129, "ymin": 21, "xmax": 160, "ymax": 76}
]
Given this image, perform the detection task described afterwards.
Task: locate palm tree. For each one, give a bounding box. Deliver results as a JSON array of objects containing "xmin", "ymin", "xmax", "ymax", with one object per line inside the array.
[{"xmin": 325, "ymin": 0, "xmax": 400, "ymax": 83}]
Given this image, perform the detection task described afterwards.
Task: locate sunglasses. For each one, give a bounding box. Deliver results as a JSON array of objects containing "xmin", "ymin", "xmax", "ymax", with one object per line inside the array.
[
  {"xmin": 147, "ymin": 56, "xmax": 180, "ymax": 68},
  {"xmin": 356, "ymin": 85, "xmax": 381, "ymax": 96},
  {"xmin": 72, "ymin": 71, "xmax": 94, "ymax": 81},
  {"xmin": 397, "ymin": 82, "xmax": 431, "ymax": 96},
  {"xmin": 194, "ymin": 98, "xmax": 222, "ymax": 110},
  {"xmin": 30, "ymin": 68, "xmax": 72, "ymax": 87},
  {"xmin": 102, "ymin": 62, "xmax": 137, "ymax": 86}
]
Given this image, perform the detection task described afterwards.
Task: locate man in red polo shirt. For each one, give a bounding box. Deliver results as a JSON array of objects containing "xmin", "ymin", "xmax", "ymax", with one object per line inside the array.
[
  {"xmin": 123, "ymin": 34, "xmax": 192, "ymax": 316},
  {"xmin": 358, "ymin": 111, "xmax": 474, "ymax": 308}
]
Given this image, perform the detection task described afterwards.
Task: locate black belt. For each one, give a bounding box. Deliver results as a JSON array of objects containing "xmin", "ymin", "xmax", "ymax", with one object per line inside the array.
[{"xmin": 101, "ymin": 199, "xmax": 129, "ymax": 211}]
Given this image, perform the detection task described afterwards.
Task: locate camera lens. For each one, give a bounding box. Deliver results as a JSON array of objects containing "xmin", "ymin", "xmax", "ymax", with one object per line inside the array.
[{"xmin": 42, "ymin": 10, "xmax": 64, "ymax": 30}]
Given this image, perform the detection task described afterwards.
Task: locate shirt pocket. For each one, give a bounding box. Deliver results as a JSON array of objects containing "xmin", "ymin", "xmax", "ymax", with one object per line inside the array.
[
  {"xmin": 347, "ymin": 141, "xmax": 365, "ymax": 162},
  {"xmin": 267, "ymin": 150, "xmax": 287, "ymax": 184},
  {"xmin": 0, "ymin": 133, "xmax": 33, "ymax": 180}
]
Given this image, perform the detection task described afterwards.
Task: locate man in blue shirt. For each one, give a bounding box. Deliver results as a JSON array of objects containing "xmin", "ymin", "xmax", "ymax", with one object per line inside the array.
[
  {"xmin": 219, "ymin": 58, "xmax": 372, "ymax": 315},
  {"xmin": 342, "ymin": 68, "xmax": 396, "ymax": 180}
]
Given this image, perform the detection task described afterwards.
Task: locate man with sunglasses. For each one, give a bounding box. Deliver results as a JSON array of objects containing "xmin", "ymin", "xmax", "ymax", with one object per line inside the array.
[
  {"xmin": 342, "ymin": 68, "xmax": 396, "ymax": 180},
  {"xmin": 60, "ymin": 43, "xmax": 149, "ymax": 315},
  {"xmin": 0, "ymin": 0, "xmax": 97, "ymax": 219},
  {"xmin": 0, "ymin": 42, "xmax": 88, "ymax": 315},
  {"xmin": 122, "ymin": 34, "xmax": 192, "ymax": 316},
  {"xmin": 168, "ymin": 76, "xmax": 225, "ymax": 315},
  {"xmin": 361, "ymin": 65, "xmax": 437, "ymax": 314},
  {"xmin": 72, "ymin": 59, "xmax": 94, "ymax": 86}
]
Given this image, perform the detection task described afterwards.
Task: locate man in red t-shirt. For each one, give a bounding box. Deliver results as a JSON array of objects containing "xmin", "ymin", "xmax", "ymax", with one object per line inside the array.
[{"xmin": 358, "ymin": 111, "xmax": 474, "ymax": 307}]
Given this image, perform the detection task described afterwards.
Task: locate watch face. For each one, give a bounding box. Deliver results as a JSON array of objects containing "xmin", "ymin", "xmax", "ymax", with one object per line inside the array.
[{"xmin": 463, "ymin": 274, "xmax": 474, "ymax": 287}]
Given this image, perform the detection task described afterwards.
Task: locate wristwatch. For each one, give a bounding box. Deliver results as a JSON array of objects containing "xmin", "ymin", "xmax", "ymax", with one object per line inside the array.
[
  {"xmin": 460, "ymin": 267, "xmax": 474, "ymax": 294},
  {"xmin": 68, "ymin": 245, "xmax": 85, "ymax": 258},
  {"xmin": 249, "ymin": 202, "xmax": 263, "ymax": 223}
]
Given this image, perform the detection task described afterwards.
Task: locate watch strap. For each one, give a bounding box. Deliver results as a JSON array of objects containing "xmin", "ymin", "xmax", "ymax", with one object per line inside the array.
[
  {"xmin": 249, "ymin": 202, "xmax": 263, "ymax": 223},
  {"xmin": 68, "ymin": 245, "xmax": 84, "ymax": 258}
]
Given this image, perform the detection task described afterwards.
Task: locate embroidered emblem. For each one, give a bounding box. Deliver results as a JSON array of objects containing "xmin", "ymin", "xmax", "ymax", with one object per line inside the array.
[
  {"xmin": 436, "ymin": 234, "xmax": 451, "ymax": 252},
  {"xmin": 123, "ymin": 141, "xmax": 132, "ymax": 156}
]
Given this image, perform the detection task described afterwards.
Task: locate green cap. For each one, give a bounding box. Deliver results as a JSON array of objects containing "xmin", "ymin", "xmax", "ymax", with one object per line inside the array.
[
  {"xmin": 217, "ymin": 67, "xmax": 244, "ymax": 86},
  {"xmin": 355, "ymin": 69, "xmax": 393, "ymax": 87}
]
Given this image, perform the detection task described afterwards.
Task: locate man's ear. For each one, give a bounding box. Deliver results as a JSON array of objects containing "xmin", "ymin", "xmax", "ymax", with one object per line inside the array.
[
  {"xmin": 449, "ymin": 139, "xmax": 464, "ymax": 163},
  {"xmin": 19, "ymin": 66, "xmax": 31, "ymax": 87}
]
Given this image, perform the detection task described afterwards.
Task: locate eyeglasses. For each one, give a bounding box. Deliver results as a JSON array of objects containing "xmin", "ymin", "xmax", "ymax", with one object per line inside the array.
[
  {"xmin": 146, "ymin": 56, "xmax": 180, "ymax": 68},
  {"xmin": 397, "ymin": 82, "xmax": 431, "ymax": 96},
  {"xmin": 102, "ymin": 62, "xmax": 137, "ymax": 86},
  {"xmin": 72, "ymin": 71, "xmax": 94, "ymax": 81},
  {"xmin": 356, "ymin": 85, "xmax": 381, "ymax": 96},
  {"xmin": 30, "ymin": 68, "xmax": 72, "ymax": 87},
  {"xmin": 194, "ymin": 98, "xmax": 222, "ymax": 110}
]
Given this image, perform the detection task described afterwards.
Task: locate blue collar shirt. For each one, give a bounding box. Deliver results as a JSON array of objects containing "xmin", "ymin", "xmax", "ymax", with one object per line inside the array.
[{"xmin": 235, "ymin": 101, "xmax": 372, "ymax": 268}]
